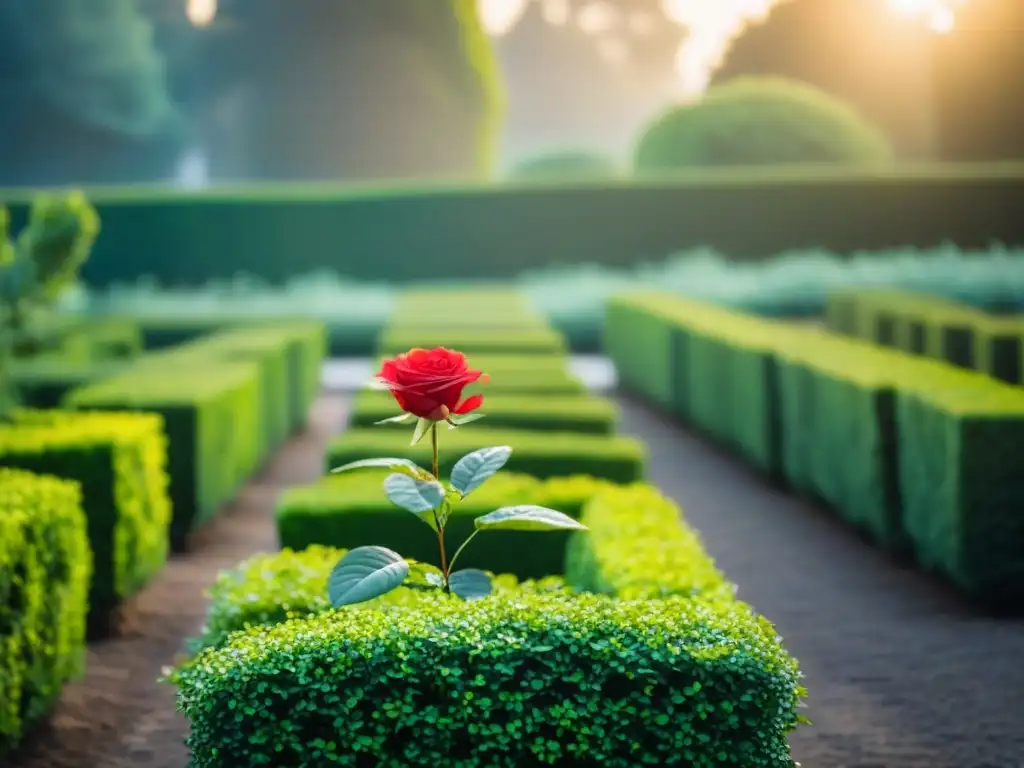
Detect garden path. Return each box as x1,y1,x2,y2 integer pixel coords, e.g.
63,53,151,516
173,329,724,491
0,395,349,768
617,396,1024,768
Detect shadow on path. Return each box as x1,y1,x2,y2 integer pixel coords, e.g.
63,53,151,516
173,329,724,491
617,396,1024,768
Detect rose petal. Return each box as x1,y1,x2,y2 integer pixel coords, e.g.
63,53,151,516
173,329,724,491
453,394,484,415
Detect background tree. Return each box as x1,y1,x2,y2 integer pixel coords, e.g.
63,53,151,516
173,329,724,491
495,0,687,165
0,0,182,186
709,0,935,159
187,0,502,182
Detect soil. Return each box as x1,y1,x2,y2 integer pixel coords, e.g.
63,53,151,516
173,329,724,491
4,391,1024,768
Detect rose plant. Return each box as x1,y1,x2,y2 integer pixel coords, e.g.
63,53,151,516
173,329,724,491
328,346,586,605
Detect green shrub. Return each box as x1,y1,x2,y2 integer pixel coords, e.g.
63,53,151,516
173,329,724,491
56,316,143,361
372,353,587,394
328,427,645,483
377,327,566,356
0,468,91,755
175,589,802,768
351,389,616,434
826,288,1024,385
0,411,169,635
277,472,607,578
566,484,734,602
897,384,1024,608
508,150,619,180
634,76,892,171
11,356,129,408
65,361,262,549
184,545,564,656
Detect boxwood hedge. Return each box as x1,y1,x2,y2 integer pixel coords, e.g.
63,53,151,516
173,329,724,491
0,410,170,635
175,482,804,767
0,469,91,754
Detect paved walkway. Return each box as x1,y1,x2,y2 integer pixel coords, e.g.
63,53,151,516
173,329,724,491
616,396,1024,768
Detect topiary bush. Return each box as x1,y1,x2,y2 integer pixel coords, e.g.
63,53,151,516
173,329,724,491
634,75,893,171
507,150,619,181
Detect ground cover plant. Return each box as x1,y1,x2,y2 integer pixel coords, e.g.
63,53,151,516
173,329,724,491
607,292,1024,609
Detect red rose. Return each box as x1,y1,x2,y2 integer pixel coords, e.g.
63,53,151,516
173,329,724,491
377,347,486,421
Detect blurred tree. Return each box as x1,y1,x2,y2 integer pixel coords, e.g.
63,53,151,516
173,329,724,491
495,0,687,162
928,0,1024,161
634,76,893,171
709,0,936,159
0,0,182,186
189,0,502,182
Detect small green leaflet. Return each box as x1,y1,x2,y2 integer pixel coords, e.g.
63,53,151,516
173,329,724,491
447,413,486,429
411,417,431,446
327,546,409,607
330,457,429,477
383,474,445,520
448,569,493,601
373,413,414,425
450,446,512,497
474,505,587,532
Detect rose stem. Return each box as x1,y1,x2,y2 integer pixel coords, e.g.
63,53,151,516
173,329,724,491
431,423,450,591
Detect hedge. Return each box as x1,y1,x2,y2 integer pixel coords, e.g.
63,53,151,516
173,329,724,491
328,427,645,483
377,326,567,356
0,411,170,635
8,165,1024,285
63,322,326,547
826,288,1024,384
350,390,616,434
276,472,606,578
65,360,263,549
607,293,1024,607
11,356,130,408
174,484,803,768
0,469,91,754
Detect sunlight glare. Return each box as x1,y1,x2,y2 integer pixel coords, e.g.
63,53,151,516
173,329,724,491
186,0,217,27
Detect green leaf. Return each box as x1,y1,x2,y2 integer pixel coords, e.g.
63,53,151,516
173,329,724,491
330,457,429,477
448,569,492,601
449,446,512,497
383,474,445,520
448,413,486,428
411,417,431,446
373,413,414,425
327,546,409,607
474,505,587,532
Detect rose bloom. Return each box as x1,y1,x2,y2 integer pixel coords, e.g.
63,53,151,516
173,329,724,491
377,347,487,421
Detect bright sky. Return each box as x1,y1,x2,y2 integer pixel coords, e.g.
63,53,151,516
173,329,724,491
476,0,966,95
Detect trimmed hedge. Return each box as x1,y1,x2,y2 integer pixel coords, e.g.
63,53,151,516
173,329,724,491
65,361,262,549
176,483,803,768
0,469,91,754
377,326,567,356
826,288,1024,384
350,389,616,434
64,322,326,547
328,427,646,483
0,411,170,634
373,353,587,394
277,472,605,577
608,293,1024,607
11,357,130,408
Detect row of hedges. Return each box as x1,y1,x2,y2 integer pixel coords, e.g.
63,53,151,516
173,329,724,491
170,291,806,766
6,164,1024,285
178,483,804,768
0,317,327,753
826,288,1024,384
607,293,1024,610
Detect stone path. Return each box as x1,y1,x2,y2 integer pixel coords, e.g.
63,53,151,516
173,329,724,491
617,397,1024,768
0,396,349,768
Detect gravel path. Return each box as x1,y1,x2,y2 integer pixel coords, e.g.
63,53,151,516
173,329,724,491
0,395,349,768
616,396,1024,768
